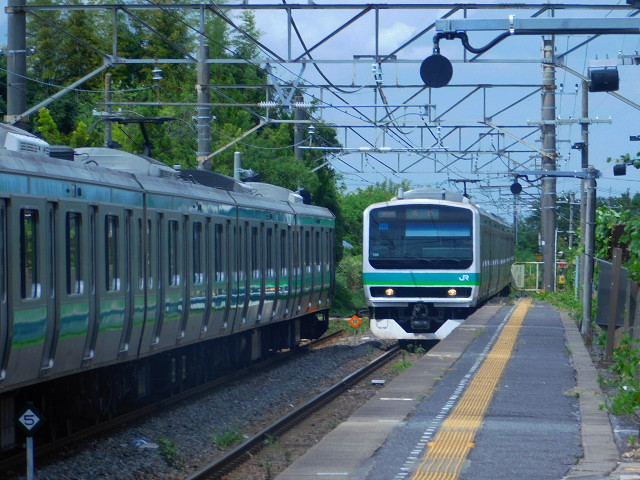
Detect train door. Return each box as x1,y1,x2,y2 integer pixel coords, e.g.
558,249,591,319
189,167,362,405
39,202,58,376
262,225,276,322
200,218,214,337
180,215,207,343
127,212,147,357
117,209,134,358
83,205,98,363
53,203,91,374
320,229,334,308
231,221,248,331
278,226,292,319
140,215,159,353
0,201,8,384
7,199,48,385
310,229,322,310
211,221,230,334
92,208,127,365
153,213,184,348
245,222,261,328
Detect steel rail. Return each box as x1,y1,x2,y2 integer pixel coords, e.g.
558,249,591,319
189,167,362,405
185,345,401,480
0,330,346,475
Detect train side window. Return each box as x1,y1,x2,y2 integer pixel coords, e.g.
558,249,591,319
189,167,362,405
325,231,331,272
315,230,321,272
214,223,224,282
135,218,143,290
266,227,274,278
145,219,154,289
304,230,311,274
20,209,40,299
168,220,180,286
293,230,300,275
66,213,83,295
251,226,260,279
106,215,120,291
280,229,288,277
193,221,203,285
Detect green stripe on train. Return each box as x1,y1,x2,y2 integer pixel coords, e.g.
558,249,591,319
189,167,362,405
363,272,479,286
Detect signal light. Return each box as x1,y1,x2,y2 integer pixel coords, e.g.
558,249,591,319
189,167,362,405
510,181,523,195
420,54,453,88
588,68,619,92
613,164,627,176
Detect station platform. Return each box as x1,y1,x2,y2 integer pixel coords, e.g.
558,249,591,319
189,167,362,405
276,298,640,480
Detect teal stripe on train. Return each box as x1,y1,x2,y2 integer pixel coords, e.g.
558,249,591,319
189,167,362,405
363,272,479,286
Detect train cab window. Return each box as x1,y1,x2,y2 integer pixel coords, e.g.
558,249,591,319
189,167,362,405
251,226,260,279
193,221,204,285
214,223,224,282
20,209,41,299
66,213,84,295
106,215,120,291
368,205,473,270
266,228,274,278
168,220,180,286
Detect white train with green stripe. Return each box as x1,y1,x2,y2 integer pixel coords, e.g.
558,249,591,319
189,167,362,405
363,188,514,341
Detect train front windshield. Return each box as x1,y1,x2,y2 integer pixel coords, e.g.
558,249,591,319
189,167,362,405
368,205,473,270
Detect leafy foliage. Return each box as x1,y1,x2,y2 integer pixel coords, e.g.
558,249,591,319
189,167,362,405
339,179,410,255
600,334,640,415
332,252,366,316
18,5,344,249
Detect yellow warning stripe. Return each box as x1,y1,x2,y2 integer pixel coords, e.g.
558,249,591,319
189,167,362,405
411,297,532,480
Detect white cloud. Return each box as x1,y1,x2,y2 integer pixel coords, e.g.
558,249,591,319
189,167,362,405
367,21,417,54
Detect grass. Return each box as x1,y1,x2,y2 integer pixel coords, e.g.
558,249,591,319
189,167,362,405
157,434,183,468
211,424,244,448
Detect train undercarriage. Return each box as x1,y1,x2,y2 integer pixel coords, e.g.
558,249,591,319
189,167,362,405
0,312,327,455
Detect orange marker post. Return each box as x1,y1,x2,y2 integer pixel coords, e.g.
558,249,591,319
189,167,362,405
349,314,361,328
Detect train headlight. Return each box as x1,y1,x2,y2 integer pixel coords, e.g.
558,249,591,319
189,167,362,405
385,288,395,296
447,288,457,297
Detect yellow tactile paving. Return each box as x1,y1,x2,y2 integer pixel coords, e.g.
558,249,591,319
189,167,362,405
411,298,532,480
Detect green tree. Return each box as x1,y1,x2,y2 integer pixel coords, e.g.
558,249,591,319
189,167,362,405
515,200,541,261
340,179,410,255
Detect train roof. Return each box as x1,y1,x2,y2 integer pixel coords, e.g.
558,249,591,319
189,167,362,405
0,124,329,216
393,188,470,203
74,147,179,179
369,187,511,228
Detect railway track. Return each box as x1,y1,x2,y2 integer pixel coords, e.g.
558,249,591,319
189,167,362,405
0,330,347,477
184,344,401,480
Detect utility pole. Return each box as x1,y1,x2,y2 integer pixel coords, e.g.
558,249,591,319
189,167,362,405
294,95,305,160
104,73,112,147
568,192,575,249
6,0,27,127
541,37,557,292
196,8,211,169
581,167,597,344
578,79,589,285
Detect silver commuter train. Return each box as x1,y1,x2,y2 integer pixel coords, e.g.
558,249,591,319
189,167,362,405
363,188,514,341
0,123,335,450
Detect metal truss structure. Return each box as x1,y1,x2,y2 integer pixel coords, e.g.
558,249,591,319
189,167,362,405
6,2,640,214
